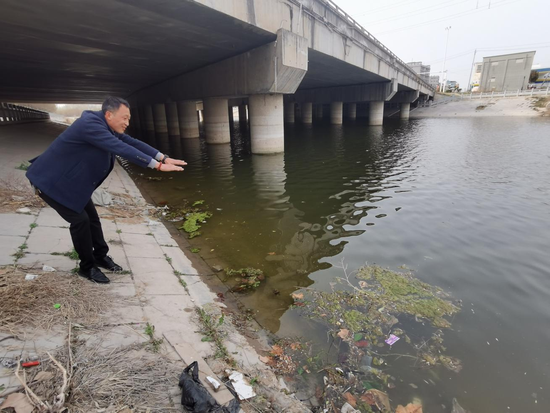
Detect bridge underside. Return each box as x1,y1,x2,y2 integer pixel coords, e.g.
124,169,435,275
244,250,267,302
1,0,432,152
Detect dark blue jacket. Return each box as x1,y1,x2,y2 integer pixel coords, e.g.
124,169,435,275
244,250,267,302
27,110,158,213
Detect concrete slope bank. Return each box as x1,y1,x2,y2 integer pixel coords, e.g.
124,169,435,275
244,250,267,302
0,122,310,412
411,96,549,118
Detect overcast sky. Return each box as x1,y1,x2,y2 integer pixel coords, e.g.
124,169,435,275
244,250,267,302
333,0,549,88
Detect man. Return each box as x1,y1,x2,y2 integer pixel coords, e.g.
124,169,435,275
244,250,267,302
26,97,186,283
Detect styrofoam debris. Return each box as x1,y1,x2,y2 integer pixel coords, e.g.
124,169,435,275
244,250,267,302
341,402,360,413
227,371,256,400
42,265,56,272
25,274,39,281
206,376,221,392
16,207,31,214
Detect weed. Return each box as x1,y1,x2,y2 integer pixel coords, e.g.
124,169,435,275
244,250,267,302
29,223,38,229
226,267,265,292
192,200,205,207
164,254,172,265
196,308,234,365
116,229,122,234
51,249,79,260
146,232,153,236
144,322,163,353
179,278,187,288
15,162,30,171
179,212,212,238
174,270,183,276
190,248,200,253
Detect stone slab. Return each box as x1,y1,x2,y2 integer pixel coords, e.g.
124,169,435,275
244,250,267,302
135,271,186,296
35,207,68,227
161,245,199,275
26,226,73,254
116,222,151,235
152,224,178,247
120,233,164,258
0,213,35,236
17,253,77,272
181,276,217,307
0,234,25,265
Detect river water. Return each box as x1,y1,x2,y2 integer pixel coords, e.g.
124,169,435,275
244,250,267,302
128,116,550,412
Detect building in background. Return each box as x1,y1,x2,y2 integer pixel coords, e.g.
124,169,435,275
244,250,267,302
407,61,431,83
429,75,440,89
530,67,550,88
479,51,536,92
469,62,483,90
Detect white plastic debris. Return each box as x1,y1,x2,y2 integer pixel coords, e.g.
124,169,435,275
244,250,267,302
205,376,221,392
42,265,56,272
25,274,39,281
227,371,256,400
16,207,31,214
91,188,113,206
341,402,360,413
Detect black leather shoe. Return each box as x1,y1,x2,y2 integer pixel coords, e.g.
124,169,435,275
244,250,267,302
95,255,123,272
78,267,110,284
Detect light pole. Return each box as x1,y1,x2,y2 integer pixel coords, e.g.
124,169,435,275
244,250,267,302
467,49,478,92
441,26,451,93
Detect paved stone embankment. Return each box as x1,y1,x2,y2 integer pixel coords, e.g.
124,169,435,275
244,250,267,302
411,95,549,118
0,122,310,412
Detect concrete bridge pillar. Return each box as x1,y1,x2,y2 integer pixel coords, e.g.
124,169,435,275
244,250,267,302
129,108,142,140
204,98,230,144
369,102,384,126
302,102,313,124
400,102,411,120
238,104,247,124
285,102,295,123
330,102,343,124
314,104,323,119
165,102,180,137
346,103,357,119
249,94,284,154
153,103,170,153
143,105,156,145
177,101,199,138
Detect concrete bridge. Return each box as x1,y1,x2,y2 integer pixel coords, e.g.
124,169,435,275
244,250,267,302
0,0,434,153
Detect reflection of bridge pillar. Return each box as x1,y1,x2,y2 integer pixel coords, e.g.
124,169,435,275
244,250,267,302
204,98,230,144
302,102,312,124
251,153,287,211
177,101,199,139
249,94,284,154
330,101,343,124
314,104,323,119
238,104,247,125
206,141,234,185
143,105,156,146
346,103,357,119
285,102,295,123
165,102,180,137
400,102,410,120
369,101,384,126
153,103,170,153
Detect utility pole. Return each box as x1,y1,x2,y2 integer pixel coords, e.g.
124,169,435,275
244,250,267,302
467,49,478,92
441,26,451,93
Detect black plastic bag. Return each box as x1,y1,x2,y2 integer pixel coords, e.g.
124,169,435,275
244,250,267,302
179,361,241,413
179,361,219,413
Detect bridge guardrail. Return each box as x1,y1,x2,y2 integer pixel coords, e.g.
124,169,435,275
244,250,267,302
317,0,435,93
0,102,50,125
458,88,550,99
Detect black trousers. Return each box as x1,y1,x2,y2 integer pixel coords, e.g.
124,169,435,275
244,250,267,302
39,192,109,271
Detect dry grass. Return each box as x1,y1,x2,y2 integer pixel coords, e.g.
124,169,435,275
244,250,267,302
0,266,115,334
0,176,45,213
30,342,182,412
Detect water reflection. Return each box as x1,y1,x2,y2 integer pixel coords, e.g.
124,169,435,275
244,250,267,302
129,117,550,412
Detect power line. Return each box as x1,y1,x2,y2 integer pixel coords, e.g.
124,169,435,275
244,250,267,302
355,0,425,17
365,0,472,26
374,0,521,35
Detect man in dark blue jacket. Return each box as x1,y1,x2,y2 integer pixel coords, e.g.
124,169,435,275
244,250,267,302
27,96,186,283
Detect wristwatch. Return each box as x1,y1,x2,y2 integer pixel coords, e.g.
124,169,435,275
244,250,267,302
162,154,169,163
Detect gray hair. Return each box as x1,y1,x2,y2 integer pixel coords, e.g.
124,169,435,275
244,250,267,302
102,96,130,114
